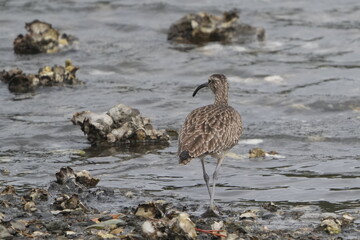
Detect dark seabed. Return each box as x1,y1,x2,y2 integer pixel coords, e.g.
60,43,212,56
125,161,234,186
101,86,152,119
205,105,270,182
0,0,359,232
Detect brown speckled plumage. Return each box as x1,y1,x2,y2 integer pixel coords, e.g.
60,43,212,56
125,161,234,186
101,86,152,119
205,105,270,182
178,74,242,164
178,74,242,210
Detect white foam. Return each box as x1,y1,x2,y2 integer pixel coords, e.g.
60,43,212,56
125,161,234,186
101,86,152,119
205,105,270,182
240,139,264,145
264,75,285,84
197,43,223,55
265,153,286,159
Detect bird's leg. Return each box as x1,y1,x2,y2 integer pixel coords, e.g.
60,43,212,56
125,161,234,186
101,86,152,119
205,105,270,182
200,157,212,199
210,157,225,210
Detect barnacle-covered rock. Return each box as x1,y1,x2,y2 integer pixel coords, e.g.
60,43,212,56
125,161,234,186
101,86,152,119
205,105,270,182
138,201,197,240
249,148,280,158
135,200,168,219
76,170,100,188
239,209,258,220
168,9,265,44
0,186,16,195
321,217,342,235
0,60,83,93
71,104,170,146
249,148,266,158
25,188,49,202
23,201,37,212
55,167,99,188
13,20,77,54
53,194,88,212
168,212,197,239
56,167,76,185
262,202,279,212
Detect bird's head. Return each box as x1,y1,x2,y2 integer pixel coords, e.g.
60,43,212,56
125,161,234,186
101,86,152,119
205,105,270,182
192,74,229,104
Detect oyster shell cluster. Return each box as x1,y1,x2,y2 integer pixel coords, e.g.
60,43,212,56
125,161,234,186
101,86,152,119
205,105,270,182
13,20,77,54
0,59,83,93
71,104,170,146
168,10,265,44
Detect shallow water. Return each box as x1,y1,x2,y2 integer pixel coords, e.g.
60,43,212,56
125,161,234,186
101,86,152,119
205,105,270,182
0,0,359,214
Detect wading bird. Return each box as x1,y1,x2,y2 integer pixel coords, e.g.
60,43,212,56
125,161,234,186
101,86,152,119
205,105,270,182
178,74,243,210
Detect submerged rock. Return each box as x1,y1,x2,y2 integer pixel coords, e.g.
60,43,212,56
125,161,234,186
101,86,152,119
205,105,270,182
0,59,83,93
13,20,77,54
249,147,266,158
249,148,280,158
168,9,265,44
72,104,170,146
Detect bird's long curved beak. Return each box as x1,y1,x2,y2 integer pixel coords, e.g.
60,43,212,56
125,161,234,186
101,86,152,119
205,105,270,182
192,82,208,97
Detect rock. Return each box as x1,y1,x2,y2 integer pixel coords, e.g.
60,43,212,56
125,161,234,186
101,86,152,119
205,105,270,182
249,148,266,158
341,213,355,225
168,9,265,44
140,208,197,240
53,194,88,212
96,231,117,239
85,219,126,230
26,188,49,202
211,220,224,231
32,231,48,237
262,202,279,212
76,170,100,188
135,200,167,219
165,129,179,140
65,231,78,238
0,185,16,195
142,220,156,236
125,191,134,199
239,210,257,220
0,224,12,239
45,220,70,233
10,220,26,231
13,20,77,54
226,233,241,240
0,168,10,176
23,201,37,212
169,212,197,239
321,217,342,234
110,227,124,235
55,167,100,188
0,60,83,93
56,167,77,184
72,104,170,146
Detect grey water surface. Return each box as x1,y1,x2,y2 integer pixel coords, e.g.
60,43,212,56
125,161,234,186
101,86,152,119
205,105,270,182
0,0,359,214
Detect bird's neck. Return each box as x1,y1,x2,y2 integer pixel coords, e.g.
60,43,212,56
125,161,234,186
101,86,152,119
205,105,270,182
214,92,229,105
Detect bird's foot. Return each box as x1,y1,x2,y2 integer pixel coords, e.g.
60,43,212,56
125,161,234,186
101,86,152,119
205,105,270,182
201,205,222,217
